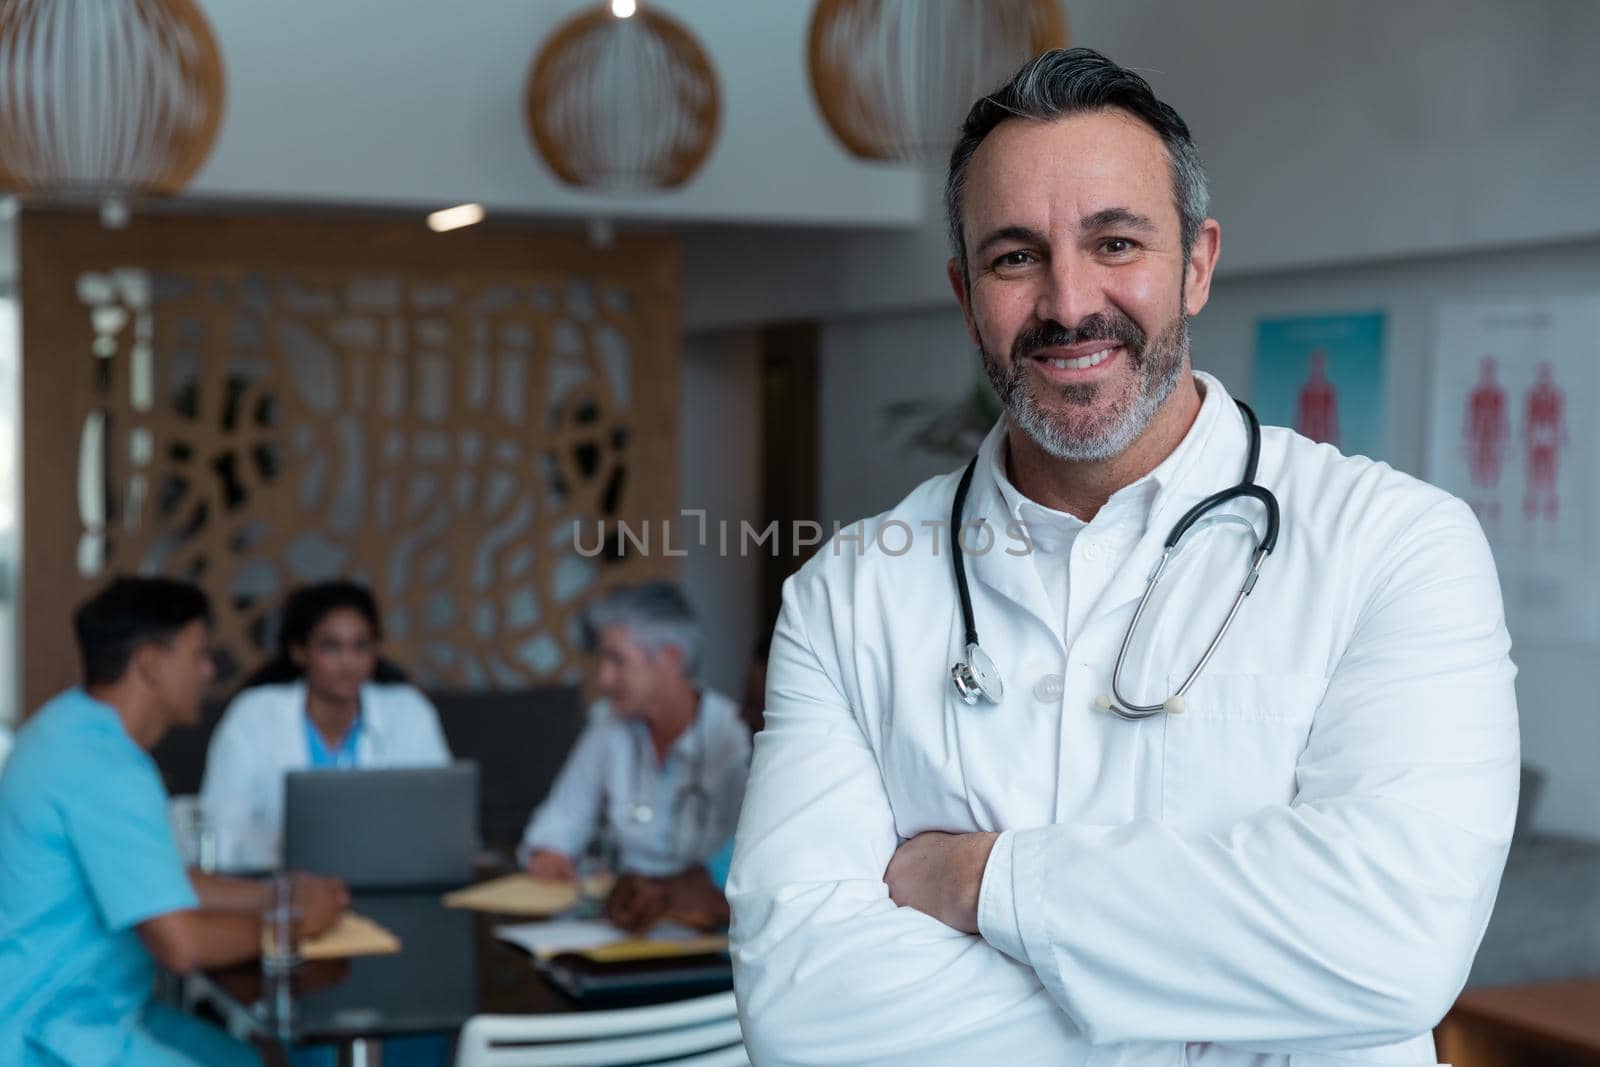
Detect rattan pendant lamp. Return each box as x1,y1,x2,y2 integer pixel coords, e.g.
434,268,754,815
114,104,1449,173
0,0,226,223
524,0,720,191
808,0,1067,165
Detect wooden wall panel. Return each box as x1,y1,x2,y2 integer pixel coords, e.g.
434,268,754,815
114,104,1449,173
19,211,679,712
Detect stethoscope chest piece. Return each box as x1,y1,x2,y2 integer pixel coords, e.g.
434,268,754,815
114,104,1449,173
629,801,655,825
951,642,1004,705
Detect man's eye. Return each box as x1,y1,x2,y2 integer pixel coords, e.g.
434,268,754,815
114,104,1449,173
1101,238,1137,255
992,251,1035,269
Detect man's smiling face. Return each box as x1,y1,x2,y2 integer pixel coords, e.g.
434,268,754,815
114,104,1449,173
951,108,1214,462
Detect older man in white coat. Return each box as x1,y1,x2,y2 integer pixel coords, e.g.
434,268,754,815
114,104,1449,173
728,49,1518,1067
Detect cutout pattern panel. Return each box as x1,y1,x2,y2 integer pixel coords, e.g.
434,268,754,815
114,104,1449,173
22,214,678,707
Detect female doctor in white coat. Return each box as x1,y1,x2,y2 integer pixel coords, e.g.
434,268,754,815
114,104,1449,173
200,581,450,870
727,49,1519,1067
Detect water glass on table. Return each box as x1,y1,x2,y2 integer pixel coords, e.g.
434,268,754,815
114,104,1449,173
575,833,618,919
262,872,303,974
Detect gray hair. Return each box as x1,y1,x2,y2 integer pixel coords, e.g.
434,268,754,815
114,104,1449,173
945,48,1210,286
583,580,701,677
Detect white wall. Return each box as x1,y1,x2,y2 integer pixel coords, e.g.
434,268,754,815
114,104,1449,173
816,238,1600,839
818,306,973,536
678,329,762,699
190,0,922,227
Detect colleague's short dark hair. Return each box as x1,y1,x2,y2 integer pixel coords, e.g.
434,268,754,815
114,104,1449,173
945,47,1210,284
73,576,212,686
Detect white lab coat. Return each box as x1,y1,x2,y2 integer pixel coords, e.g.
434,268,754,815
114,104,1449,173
518,690,751,876
199,680,451,870
728,372,1519,1067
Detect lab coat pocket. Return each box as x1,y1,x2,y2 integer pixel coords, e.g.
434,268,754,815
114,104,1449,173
1161,671,1326,833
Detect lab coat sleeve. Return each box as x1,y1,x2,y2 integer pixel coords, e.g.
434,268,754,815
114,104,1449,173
979,496,1520,1049
198,698,277,872
516,718,609,865
728,573,1075,1067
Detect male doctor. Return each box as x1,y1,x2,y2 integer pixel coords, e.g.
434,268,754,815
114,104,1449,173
728,48,1519,1067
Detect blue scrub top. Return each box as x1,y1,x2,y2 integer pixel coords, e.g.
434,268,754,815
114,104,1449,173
303,711,362,770
707,836,735,890
0,690,201,1067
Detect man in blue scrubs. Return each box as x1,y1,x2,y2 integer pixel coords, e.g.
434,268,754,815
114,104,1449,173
0,577,348,1067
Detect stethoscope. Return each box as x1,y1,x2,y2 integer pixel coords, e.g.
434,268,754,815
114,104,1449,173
949,399,1280,720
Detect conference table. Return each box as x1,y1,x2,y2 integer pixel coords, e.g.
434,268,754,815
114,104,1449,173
188,887,733,1067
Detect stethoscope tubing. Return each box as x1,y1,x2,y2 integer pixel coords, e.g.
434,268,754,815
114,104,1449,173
950,399,1278,718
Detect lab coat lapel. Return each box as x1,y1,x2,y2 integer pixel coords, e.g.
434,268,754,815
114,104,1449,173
1085,372,1250,622
964,420,1068,650
353,683,384,765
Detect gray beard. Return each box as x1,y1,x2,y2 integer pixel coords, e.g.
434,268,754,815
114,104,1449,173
982,312,1190,463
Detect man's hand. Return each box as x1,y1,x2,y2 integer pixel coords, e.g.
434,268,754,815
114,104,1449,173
662,867,730,932
883,831,998,934
526,849,577,882
293,872,350,939
606,874,671,933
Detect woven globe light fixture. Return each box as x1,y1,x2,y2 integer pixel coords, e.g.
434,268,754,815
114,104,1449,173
525,1,720,191
0,0,226,203
808,0,1067,165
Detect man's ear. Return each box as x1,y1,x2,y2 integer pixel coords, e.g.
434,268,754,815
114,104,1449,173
1182,219,1222,317
947,257,981,348
290,644,307,669
659,644,687,677
128,641,162,685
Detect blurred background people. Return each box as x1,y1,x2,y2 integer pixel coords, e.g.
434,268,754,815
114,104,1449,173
201,580,451,871
519,581,749,884
603,624,773,932
0,577,346,1067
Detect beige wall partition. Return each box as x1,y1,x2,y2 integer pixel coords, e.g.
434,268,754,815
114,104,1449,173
19,211,679,712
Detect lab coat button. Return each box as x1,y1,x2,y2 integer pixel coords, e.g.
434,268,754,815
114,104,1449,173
1034,674,1065,701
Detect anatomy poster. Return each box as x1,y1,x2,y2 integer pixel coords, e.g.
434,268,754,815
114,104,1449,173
1426,294,1600,645
1253,312,1386,459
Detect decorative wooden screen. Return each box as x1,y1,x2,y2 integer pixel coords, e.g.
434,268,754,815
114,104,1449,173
19,212,679,711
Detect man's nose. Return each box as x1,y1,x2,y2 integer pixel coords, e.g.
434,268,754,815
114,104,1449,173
1033,253,1100,330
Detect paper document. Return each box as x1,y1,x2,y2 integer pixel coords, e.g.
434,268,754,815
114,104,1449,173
283,912,401,961
444,874,578,916
495,918,728,962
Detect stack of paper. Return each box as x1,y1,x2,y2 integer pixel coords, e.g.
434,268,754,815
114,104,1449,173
495,918,728,962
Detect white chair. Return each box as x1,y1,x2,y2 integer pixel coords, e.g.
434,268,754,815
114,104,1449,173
454,990,748,1067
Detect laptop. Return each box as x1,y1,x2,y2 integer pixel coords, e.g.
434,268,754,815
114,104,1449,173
283,762,479,889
